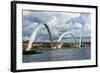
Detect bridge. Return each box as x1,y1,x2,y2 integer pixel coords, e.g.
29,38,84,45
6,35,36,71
22,40,90,50
23,41,63,49
24,23,90,51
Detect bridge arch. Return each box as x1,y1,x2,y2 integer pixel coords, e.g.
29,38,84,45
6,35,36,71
56,32,78,48
26,23,52,51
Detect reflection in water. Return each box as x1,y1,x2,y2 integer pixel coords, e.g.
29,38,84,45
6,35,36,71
23,48,91,63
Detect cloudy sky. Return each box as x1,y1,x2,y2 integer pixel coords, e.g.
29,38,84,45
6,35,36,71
22,10,91,41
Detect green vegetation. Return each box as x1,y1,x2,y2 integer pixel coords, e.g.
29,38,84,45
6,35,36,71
23,50,42,55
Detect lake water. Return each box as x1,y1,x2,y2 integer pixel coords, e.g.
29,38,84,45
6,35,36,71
23,48,91,63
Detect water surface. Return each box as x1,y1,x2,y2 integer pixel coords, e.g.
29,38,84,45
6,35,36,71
23,48,91,63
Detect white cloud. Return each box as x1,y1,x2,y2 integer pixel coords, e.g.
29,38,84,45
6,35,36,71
83,23,91,31
74,23,83,29
23,36,30,40
63,12,80,20
23,10,91,41
23,22,38,31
